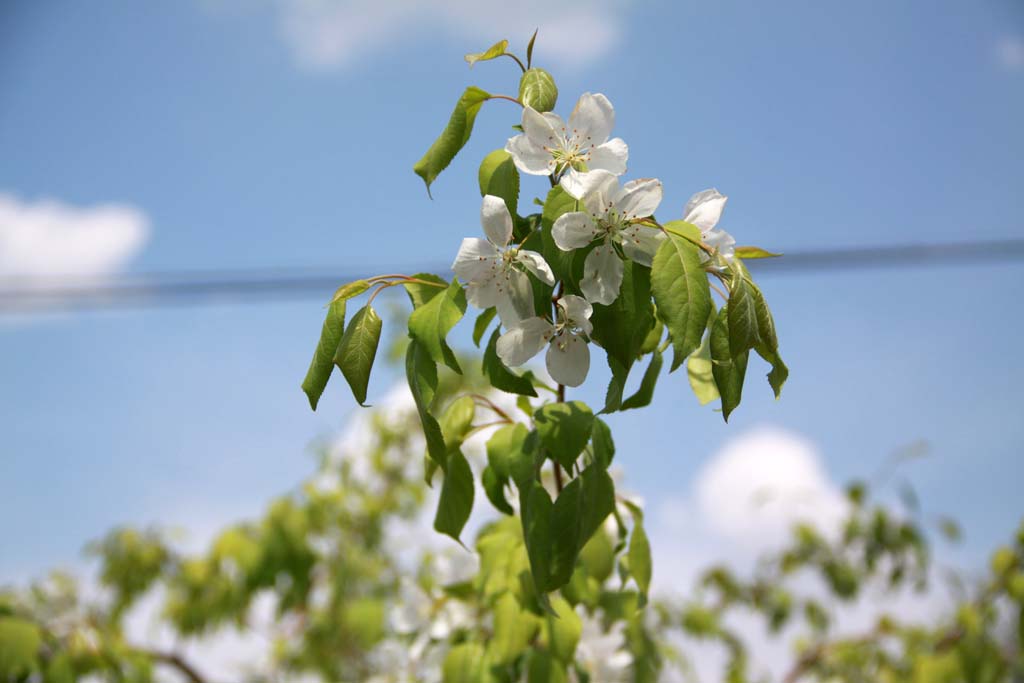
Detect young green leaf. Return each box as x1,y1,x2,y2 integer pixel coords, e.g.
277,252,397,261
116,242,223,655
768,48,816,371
483,328,538,396
333,305,382,406
434,450,474,544
651,232,712,371
518,68,558,112
540,185,582,284
438,395,475,451
413,86,492,195
521,482,554,595
491,593,538,665
464,39,508,67
548,464,615,589
543,596,582,662
734,245,783,259
478,149,520,218
408,279,466,374
405,339,448,468
527,650,568,683
403,272,448,309
441,642,486,683
590,260,655,372
472,307,497,347
591,417,615,469
534,400,594,470
727,271,760,358
687,331,719,406
710,305,749,422
621,349,663,411
629,513,652,599
301,298,346,411
486,423,529,481
602,355,629,414
526,29,538,68
329,279,370,303
482,465,514,515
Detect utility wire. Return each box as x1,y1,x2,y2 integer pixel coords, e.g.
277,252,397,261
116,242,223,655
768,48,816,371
1,239,1022,316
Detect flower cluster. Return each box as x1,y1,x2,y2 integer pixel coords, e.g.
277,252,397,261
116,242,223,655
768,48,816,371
452,93,737,387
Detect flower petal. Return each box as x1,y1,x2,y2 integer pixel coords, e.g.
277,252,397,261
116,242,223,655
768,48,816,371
481,195,513,246
580,244,624,305
581,170,621,215
705,228,736,260
620,224,666,267
452,237,500,283
560,167,620,200
496,316,554,367
682,189,727,232
465,276,501,309
552,212,598,251
587,138,628,176
557,294,593,332
614,178,663,219
494,268,535,327
568,92,615,145
546,330,590,387
516,249,555,286
506,134,555,176
522,106,562,148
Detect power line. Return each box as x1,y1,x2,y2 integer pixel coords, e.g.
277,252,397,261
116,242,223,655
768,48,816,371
1,239,1022,316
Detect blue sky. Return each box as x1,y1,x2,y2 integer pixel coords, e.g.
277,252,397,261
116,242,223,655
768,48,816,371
1,0,1023,582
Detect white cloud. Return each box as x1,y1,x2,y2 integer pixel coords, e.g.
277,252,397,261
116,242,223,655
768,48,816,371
995,36,1024,71
0,193,149,280
269,0,625,71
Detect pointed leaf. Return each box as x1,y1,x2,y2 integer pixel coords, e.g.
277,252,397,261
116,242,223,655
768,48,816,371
629,514,652,598
333,305,382,406
482,465,514,515
472,307,497,347
734,246,783,259
301,298,345,410
521,482,554,594
526,29,538,68
534,400,594,470
464,39,508,67
404,272,448,309
406,339,448,468
409,278,466,374
414,86,492,195
591,418,615,469
727,272,760,357
434,449,474,543
710,305,749,422
439,395,476,450
442,642,486,683
590,260,655,371
621,349,663,411
652,232,712,371
330,278,370,303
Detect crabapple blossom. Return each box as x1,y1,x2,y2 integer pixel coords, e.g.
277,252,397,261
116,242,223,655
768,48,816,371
496,295,593,387
683,188,736,262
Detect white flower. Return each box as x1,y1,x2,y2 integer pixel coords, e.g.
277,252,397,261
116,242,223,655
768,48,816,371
571,609,634,683
683,188,735,261
505,92,629,199
496,295,592,387
452,195,555,326
551,171,664,305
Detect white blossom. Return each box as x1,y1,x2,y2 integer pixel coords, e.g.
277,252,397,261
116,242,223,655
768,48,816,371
505,92,629,199
452,195,555,325
682,188,735,262
551,171,664,305
496,295,592,387
571,609,634,683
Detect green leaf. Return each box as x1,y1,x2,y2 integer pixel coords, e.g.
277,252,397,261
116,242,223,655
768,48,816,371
526,29,538,68
727,271,760,358
464,39,508,67
434,450,474,544
590,260,655,371
330,278,370,303
487,423,529,481
442,642,486,683
621,349,663,411
651,231,712,371
406,339,448,468
662,219,703,244
734,246,782,259
408,278,467,374
483,328,538,396
534,401,594,470
472,307,497,347
591,417,615,469
544,596,582,662
602,355,629,414
521,482,554,595
404,272,448,309
518,67,558,112
491,593,538,665
301,298,346,411
540,185,582,284
479,149,520,218
548,464,616,589
527,650,568,683
414,86,492,195
482,465,514,515
439,395,475,450
687,306,719,406
0,617,40,678
640,316,664,355
710,305,749,422
333,305,382,406
629,514,652,598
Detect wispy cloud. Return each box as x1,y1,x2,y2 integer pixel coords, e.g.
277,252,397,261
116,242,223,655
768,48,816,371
266,0,627,71
995,36,1024,72
0,193,149,280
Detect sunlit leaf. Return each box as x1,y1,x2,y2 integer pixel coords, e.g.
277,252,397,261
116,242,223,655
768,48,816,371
414,86,492,195
652,232,712,371
434,450,474,544
518,68,557,112
301,298,346,411
333,305,382,406
464,39,508,67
